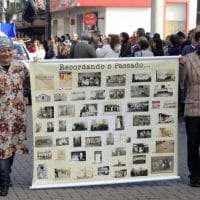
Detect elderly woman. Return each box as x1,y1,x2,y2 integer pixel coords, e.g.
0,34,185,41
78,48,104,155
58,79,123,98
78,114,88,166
180,30,200,187
0,37,28,196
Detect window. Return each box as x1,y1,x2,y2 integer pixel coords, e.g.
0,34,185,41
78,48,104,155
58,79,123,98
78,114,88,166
197,0,200,25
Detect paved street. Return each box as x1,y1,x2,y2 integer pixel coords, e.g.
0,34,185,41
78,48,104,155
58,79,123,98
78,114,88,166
3,106,200,200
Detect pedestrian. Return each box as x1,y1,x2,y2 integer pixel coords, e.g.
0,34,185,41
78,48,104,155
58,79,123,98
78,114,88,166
119,32,132,57
0,37,28,196
179,30,200,187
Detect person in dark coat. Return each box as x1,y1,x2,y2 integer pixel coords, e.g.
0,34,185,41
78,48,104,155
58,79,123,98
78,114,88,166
119,32,132,57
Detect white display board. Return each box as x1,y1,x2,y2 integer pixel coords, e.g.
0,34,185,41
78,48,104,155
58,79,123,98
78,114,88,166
30,57,179,189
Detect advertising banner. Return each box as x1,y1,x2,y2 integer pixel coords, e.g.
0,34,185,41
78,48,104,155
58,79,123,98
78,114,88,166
30,57,179,189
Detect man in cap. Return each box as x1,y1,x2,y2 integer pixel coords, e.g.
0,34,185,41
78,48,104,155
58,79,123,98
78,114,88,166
0,37,28,196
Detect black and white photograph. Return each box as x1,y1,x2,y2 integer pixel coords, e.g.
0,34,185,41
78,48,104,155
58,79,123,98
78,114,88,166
54,93,67,101
158,113,174,123
55,168,71,179
132,73,151,82
106,132,114,145
72,121,88,131
54,150,66,160
59,120,67,132
46,121,54,132
130,167,148,177
152,101,160,109
133,155,146,164
109,89,125,99
35,136,53,148
131,85,150,98
35,122,42,133
71,91,86,101
159,127,173,137
37,150,52,160
98,166,109,176
151,156,174,174
91,119,109,131
106,74,126,87
137,129,151,138
73,137,82,147
132,143,149,154
85,136,102,147
59,71,72,89
90,90,105,100
56,137,69,146
114,169,127,178
163,100,176,108
112,147,126,156
80,104,98,117
113,160,126,167
154,84,173,97
35,93,51,103
104,104,120,112
156,69,175,82
58,105,75,117
156,140,174,153
37,106,54,119
127,101,149,112
115,115,124,130
126,137,131,143
133,115,150,126
94,151,102,163
78,72,101,87
71,151,86,161
76,168,94,179
37,164,48,179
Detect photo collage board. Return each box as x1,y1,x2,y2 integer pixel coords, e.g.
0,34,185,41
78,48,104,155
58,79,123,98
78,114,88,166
30,58,179,188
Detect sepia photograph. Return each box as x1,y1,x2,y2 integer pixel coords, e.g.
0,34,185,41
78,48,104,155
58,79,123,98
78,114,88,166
59,71,72,89
114,169,127,178
130,167,148,177
72,121,88,131
156,140,174,153
85,136,102,147
71,91,86,101
156,69,175,82
35,122,42,133
73,136,82,147
151,156,174,174
54,150,66,160
58,105,75,117
112,147,126,156
58,120,67,132
37,150,52,160
76,168,94,179
90,90,105,100
133,115,150,126
106,132,114,145
159,127,173,137
132,72,151,82
159,113,174,124
37,164,48,179
37,106,54,119
131,85,150,98
154,84,173,97
152,101,160,109
106,74,126,87
94,151,102,163
127,101,149,112
35,74,54,90
104,104,120,112
98,166,110,176
132,143,149,154
133,155,146,164
78,72,101,87
80,104,98,117
91,119,109,131
54,93,67,101
56,137,69,146
109,89,125,99
55,168,71,179
71,151,86,161
163,100,176,108
46,121,54,132
35,93,51,103
115,115,124,130
137,129,151,138
35,136,53,148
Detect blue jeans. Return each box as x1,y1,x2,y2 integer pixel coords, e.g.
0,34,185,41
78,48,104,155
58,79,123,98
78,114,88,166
0,156,14,186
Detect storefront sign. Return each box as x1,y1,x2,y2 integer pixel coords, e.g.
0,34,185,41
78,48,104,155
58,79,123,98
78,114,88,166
83,13,97,26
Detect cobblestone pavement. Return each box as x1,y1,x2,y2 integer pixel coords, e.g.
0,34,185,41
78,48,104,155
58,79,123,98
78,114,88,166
3,106,200,200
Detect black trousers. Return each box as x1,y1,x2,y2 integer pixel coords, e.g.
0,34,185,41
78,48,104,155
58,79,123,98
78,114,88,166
185,117,200,177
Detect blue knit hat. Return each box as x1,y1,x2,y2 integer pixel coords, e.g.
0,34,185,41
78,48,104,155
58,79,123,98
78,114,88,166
0,37,14,49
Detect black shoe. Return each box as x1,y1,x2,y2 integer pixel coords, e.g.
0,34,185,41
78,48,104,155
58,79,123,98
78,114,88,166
189,177,200,187
0,185,9,196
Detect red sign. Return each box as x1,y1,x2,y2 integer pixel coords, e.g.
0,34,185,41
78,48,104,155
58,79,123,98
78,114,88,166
83,13,97,26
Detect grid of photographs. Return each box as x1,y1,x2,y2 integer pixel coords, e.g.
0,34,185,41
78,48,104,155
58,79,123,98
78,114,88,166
32,61,178,186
